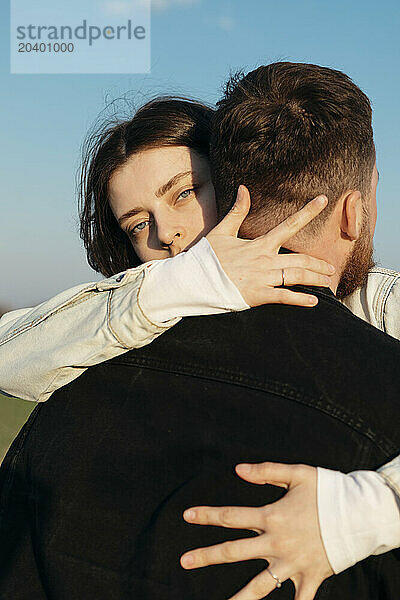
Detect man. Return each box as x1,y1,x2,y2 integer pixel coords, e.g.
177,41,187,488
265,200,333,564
0,63,399,599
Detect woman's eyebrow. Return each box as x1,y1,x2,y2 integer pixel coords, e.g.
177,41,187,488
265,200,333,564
155,170,196,198
117,207,144,227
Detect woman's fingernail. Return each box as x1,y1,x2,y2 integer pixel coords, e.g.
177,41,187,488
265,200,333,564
184,510,196,521
237,463,252,473
309,296,318,305
328,264,335,273
316,196,327,206
181,554,194,568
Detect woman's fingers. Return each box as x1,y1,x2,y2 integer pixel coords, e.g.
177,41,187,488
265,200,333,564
180,535,269,570
242,267,333,308
183,505,265,531
205,191,334,309
210,185,252,237
228,570,320,600
228,567,285,600
235,462,309,487
265,268,331,289
260,195,328,250
209,190,328,244
253,288,319,308
180,463,329,600
273,253,335,276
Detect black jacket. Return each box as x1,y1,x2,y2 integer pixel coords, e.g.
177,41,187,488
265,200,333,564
1,286,399,599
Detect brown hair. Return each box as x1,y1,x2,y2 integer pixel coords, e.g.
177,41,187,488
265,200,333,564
79,97,213,277
210,62,376,238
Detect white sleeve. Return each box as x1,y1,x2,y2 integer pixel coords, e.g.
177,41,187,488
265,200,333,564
0,262,177,403
317,467,400,574
377,455,400,497
140,237,248,323
0,238,248,403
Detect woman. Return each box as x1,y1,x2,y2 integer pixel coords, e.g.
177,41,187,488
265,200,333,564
0,97,399,599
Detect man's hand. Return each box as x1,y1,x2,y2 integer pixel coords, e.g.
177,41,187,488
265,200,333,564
206,186,335,308
180,462,333,600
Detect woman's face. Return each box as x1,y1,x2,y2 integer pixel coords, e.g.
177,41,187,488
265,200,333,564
108,146,218,263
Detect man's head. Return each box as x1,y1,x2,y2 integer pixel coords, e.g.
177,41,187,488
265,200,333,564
210,62,377,298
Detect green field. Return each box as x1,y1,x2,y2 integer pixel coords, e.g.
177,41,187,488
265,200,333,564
0,394,35,462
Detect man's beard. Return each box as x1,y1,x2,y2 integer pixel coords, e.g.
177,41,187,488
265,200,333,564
336,218,375,300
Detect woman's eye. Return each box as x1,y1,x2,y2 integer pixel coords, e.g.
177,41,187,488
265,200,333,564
177,188,194,201
129,220,149,236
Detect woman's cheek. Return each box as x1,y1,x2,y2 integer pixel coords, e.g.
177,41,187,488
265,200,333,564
187,204,215,237
130,231,156,263
197,190,218,230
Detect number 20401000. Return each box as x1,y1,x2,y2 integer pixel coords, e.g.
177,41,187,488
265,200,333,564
18,43,74,53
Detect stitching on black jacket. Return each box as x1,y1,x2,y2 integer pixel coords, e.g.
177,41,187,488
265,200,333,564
108,356,397,458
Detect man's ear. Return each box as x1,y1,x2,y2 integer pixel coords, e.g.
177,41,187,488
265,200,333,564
340,190,363,241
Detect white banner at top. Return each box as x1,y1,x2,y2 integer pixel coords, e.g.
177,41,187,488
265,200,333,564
10,0,151,74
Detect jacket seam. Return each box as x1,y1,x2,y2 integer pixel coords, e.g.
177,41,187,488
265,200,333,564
136,268,177,330
0,293,96,347
0,270,148,346
39,365,73,403
106,290,131,349
379,274,400,334
109,356,398,457
106,272,172,350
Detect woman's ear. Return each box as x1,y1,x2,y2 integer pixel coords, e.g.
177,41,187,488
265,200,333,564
340,190,363,241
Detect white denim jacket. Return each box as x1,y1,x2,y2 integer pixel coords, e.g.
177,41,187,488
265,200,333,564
0,238,399,574
0,239,245,403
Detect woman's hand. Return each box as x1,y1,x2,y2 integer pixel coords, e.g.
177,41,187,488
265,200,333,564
180,462,334,600
206,186,335,308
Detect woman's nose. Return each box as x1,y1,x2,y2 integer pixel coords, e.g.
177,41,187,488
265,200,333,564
156,218,185,251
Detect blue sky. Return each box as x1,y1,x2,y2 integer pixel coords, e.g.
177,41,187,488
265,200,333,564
1,0,399,307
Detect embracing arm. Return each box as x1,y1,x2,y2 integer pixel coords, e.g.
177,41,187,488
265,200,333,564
0,239,245,403
0,261,178,403
0,192,332,404
181,461,400,600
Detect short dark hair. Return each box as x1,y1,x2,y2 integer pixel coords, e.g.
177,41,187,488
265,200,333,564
210,62,376,237
79,97,213,277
